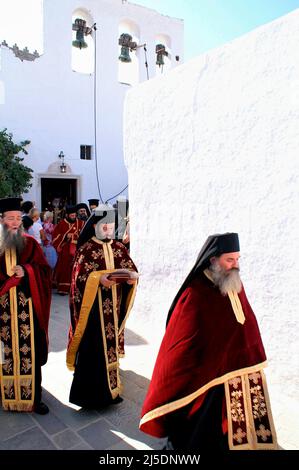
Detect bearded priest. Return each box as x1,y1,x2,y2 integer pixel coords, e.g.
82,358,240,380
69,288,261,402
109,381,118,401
140,232,277,451
0,197,52,414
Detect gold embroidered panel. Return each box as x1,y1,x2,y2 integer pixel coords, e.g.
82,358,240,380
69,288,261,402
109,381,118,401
225,371,277,450
0,288,35,411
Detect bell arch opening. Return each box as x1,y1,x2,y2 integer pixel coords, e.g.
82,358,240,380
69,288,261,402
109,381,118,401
118,19,140,86
71,8,94,74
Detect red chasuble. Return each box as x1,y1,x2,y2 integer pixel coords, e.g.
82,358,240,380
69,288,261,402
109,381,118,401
140,272,277,450
0,235,52,411
52,218,84,293
66,237,138,405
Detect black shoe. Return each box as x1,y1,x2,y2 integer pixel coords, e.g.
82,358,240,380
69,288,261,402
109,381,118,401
34,402,49,415
111,396,123,405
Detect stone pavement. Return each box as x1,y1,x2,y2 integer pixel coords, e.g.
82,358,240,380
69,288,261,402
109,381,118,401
0,292,298,451
0,292,165,451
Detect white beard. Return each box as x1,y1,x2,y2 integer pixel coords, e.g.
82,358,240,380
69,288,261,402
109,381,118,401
209,261,242,295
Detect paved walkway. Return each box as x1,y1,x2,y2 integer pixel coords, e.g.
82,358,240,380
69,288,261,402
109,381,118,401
0,292,164,451
0,292,298,452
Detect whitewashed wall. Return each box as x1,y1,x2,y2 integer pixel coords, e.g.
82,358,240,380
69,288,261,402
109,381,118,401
124,10,299,448
0,0,183,206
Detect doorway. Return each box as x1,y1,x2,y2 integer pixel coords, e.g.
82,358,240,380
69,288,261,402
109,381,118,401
41,178,77,211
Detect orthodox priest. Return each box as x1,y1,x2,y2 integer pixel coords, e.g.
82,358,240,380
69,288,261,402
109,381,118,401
67,205,138,409
52,205,84,294
88,198,99,212
0,197,52,414
76,202,90,222
140,233,277,451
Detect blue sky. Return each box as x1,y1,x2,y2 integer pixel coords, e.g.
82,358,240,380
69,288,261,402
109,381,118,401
132,0,299,59
0,0,299,60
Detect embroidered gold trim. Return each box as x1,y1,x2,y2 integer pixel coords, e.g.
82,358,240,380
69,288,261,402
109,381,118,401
10,285,20,401
225,375,253,450
225,370,277,450
98,288,121,399
28,298,35,407
227,290,245,324
139,361,268,427
258,370,277,448
66,270,106,370
5,248,17,277
0,249,35,411
100,242,122,398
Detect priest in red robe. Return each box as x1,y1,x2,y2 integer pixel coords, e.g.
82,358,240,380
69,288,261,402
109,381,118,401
0,197,52,414
52,205,84,294
76,202,90,222
67,205,138,409
140,233,277,451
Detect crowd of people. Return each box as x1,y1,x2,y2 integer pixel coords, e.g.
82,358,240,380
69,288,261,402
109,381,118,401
0,195,278,451
19,198,130,293
0,196,132,414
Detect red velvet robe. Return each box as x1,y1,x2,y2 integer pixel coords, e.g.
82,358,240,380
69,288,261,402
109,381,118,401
140,272,267,439
52,218,84,293
0,235,52,411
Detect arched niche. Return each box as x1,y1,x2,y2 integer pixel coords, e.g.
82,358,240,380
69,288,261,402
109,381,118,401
118,19,140,86
47,161,73,174
71,8,94,74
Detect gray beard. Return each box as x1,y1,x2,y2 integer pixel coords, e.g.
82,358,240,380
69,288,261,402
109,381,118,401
209,262,242,295
66,216,76,223
0,224,25,256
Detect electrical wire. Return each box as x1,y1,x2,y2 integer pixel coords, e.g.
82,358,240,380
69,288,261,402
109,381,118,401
105,184,128,203
93,23,129,204
93,24,104,203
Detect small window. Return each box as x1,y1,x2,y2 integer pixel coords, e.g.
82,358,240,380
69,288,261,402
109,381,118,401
80,145,92,160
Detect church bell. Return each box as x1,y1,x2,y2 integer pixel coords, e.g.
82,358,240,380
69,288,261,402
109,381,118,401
118,33,136,62
156,44,168,67
72,18,88,49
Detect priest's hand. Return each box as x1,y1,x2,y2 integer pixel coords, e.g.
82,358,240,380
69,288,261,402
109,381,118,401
100,274,116,288
12,265,25,278
127,271,139,285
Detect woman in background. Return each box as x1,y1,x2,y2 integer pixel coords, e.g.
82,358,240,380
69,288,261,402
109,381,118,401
42,211,57,269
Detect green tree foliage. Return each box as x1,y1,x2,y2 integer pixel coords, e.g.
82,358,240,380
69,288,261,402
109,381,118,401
0,128,33,198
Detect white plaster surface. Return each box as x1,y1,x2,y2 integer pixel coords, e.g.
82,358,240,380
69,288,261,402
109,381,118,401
124,9,299,449
0,0,183,205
